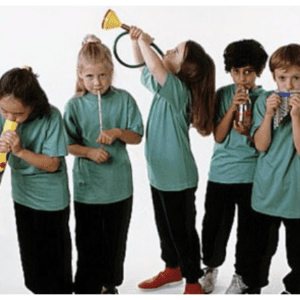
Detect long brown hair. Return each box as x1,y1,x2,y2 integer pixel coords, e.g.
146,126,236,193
177,41,215,136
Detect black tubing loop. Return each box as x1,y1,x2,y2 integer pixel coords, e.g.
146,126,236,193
113,31,164,68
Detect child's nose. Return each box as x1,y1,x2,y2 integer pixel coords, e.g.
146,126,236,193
94,77,101,85
7,114,16,122
285,79,293,91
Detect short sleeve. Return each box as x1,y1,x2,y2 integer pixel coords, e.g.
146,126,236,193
63,101,83,145
214,88,227,125
141,66,190,112
250,92,270,137
141,66,161,94
126,94,144,136
42,108,68,157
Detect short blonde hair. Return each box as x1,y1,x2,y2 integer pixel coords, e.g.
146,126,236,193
269,44,300,73
76,34,114,97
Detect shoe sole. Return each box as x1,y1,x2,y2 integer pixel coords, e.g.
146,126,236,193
138,279,183,291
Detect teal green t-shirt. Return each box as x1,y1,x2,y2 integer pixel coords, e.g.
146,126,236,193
208,84,265,184
141,67,198,191
250,91,300,219
0,107,70,211
63,88,144,204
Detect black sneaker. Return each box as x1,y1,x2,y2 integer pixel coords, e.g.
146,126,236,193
101,286,119,294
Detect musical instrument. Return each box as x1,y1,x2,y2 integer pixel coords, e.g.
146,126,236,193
102,9,164,68
0,120,18,173
274,91,298,129
235,87,252,129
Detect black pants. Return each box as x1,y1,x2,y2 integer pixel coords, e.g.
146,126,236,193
151,186,203,283
201,181,259,287
14,203,72,294
250,211,300,293
74,197,133,294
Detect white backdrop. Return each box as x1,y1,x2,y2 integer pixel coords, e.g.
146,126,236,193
0,3,299,295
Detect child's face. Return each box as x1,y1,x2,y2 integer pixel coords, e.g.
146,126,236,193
163,42,186,74
230,66,257,90
0,95,33,123
79,62,112,96
273,66,300,91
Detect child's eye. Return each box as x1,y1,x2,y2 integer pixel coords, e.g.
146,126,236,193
278,76,285,81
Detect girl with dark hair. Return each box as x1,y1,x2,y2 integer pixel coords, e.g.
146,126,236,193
130,27,215,294
0,67,72,294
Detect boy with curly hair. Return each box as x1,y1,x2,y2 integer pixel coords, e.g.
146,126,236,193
200,39,268,294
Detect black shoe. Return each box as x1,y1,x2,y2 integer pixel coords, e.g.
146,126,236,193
281,291,290,294
101,286,119,294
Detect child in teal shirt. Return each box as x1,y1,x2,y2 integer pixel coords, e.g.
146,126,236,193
200,40,268,294
63,34,143,294
130,26,215,294
0,67,72,294
250,44,300,294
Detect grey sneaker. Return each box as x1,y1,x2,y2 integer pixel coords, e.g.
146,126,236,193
225,274,248,294
199,267,218,294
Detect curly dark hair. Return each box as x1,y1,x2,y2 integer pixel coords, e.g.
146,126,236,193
224,39,268,76
0,67,51,118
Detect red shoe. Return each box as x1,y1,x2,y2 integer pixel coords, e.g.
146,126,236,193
138,267,183,290
184,283,204,294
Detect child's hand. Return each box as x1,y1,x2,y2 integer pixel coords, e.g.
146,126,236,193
289,93,300,118
233,120,250,136
265,93,281,117
96,129,121,145
87,147,110,164
1,131,23,156
138,32,154,46
229,86,249,112
0,133,11,153
129,26,143,41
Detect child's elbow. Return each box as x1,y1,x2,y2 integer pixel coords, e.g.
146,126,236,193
132,134,142,145
46,158,61,173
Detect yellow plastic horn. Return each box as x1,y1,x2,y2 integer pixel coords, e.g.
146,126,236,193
102,9,131,31
0,120,18,172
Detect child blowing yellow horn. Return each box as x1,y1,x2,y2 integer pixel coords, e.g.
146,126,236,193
0,119,18,172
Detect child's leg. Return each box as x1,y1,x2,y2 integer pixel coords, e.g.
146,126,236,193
14,203,72,294
151,186,180,268
235,184,256,278
74,202,105,294
153,186,202,283
244,211,281,289
283,218,300,294
101,196,133,288
201,181,236,268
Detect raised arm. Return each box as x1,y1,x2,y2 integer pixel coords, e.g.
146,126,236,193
254,93,281,152
137,31,168,87
214,86,248,143
2,131,60,172
130,26,145,68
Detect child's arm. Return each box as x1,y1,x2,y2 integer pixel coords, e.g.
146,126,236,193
214,87,248,143
96,129,142,145
137,31,168,87
289,93,300,156
254,93,281,152
130,26,145,67
2,131,60,172
67,144,110,164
